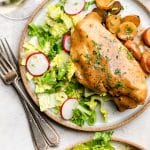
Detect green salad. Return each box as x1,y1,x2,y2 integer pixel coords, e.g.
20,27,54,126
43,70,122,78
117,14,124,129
21,0,112,127
70,131,115,150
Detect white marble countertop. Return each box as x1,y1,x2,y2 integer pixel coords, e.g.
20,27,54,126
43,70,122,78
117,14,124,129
0,0,150,150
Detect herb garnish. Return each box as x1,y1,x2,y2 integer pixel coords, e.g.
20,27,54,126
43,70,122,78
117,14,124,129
121,5,124,10
126,26,133,34
92,41,102,50
105,56,110,62
110,22,114,26
116,55,119,59
92,42,102,65
93,50,102,64
73,59,79,63
127,51,134,60
84,0,95,11
114,68,121,75
84,54,92,64
114,81,125,88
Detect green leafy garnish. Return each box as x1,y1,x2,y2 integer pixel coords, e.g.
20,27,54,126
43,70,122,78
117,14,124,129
65,78,84,99
114,68,121,75
71,105,96,127
127,51,134,60
114,81,125,88
72,131,115,150
84,0,95,11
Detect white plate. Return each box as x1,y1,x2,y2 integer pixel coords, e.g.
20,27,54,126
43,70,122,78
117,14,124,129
19,0,150,131
68,137,145,150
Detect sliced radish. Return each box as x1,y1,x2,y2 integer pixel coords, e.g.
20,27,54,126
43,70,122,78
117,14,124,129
26,52,50,76
60,99,79,120
62,34,71,53
64,0,85,16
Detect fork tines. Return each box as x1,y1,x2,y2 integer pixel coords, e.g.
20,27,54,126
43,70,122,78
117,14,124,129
0,38,18,70
0,53,14,70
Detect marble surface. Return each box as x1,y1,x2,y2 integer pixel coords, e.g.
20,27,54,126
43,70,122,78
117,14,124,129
0,0,150,150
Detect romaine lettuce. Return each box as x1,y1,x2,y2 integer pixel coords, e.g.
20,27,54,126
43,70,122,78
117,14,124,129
71,105,96,127
60,13,73,29
48,5,63,20
51,51,70,68
66,60,76,81
55,92,68,106
65,78,84,99
35,84,52,94
38,93,56,111
47,4,73,38
50,23,68,38
37,91,67,112
90,95,109,122
72,132,115,150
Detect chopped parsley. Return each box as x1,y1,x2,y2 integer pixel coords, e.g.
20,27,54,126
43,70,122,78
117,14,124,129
105,56,110,62
121,5,124,10
114,81,125,88
84,0,95,10
127,51,134,60
92,41,102,50
126,26,133,34
93,50,102,63
93,43,102,66
114,68,121,75
73,59,79,63
84,54,92,64
94,64,105,71
106,71,111,81
110,22,114,26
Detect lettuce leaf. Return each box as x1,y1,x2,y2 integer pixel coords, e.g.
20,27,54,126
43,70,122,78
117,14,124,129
38,93,56,111
71,105,96,127
87,132,115,150
90,95,109,122
84,0,96,11
51,51,70,68
65,78,84,99
72,132,115,150
48,5,63,20
47,4,73,38
72,144,90,150
37,92,67,112
33,52,76,95
66,60,76,81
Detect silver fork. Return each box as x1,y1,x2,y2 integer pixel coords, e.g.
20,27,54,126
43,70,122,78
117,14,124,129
0,39,60,149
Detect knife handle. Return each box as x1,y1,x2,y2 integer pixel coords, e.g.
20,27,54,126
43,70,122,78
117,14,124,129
22,100,48,150
12,79,60,149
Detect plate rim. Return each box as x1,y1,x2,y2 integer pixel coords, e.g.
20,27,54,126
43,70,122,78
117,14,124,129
19,0,150,131
66,137,145,150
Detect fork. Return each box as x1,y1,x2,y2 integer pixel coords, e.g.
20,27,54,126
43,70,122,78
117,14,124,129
0,39,60,149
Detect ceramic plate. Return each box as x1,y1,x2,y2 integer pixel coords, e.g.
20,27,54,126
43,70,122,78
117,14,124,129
67,137,145,150
19,0,150,131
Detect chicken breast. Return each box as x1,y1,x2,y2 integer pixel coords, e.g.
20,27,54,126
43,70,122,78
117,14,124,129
70,12,147,111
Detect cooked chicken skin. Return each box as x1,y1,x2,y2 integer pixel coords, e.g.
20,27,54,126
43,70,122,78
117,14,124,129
70,12,147,111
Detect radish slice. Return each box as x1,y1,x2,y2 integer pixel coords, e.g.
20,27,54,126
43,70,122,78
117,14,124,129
60,99,79,120
26,52,49,76
62,34,71,53
64,0,85,16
